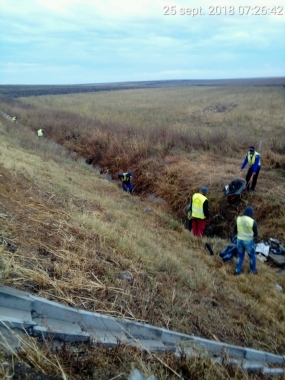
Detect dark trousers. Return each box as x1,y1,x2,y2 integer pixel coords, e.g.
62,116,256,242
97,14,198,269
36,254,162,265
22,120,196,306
122,181,133,193
246,167,260,190
186,218,192,231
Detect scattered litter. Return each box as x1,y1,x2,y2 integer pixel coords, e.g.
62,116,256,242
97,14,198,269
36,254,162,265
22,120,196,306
144,208,152,213
0,214,7,218
269,238,285,255
205,243,214,255
255,242,270,257
276,269,284,274
256,253,267,262
219,236,238,262
267,238,285,267
275,284,283,291
221,237,285,268
128,369,144,380
119,273,132,281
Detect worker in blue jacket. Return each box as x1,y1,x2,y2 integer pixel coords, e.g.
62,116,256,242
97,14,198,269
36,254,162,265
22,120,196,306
118,172,133,194
240,146,261,192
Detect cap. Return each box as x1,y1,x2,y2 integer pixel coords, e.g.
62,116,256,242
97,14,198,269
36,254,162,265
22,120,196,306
249,146,255,152
200,186,208,194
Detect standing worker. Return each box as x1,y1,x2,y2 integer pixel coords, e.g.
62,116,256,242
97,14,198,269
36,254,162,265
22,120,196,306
234,206,258,275
240,146,261,192
118,172,133,194
190,186,209,237
37,129,44,138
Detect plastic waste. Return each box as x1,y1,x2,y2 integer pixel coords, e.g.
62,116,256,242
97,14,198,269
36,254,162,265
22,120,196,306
275,284,283,291
205,243,214,255
119,273,132,281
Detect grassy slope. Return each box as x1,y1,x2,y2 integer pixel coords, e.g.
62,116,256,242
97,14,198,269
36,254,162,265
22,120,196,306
0,86,285,379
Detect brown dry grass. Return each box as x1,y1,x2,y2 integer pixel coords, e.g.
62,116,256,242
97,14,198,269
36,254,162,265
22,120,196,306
1,326,267,380
1,86,285,240
0,86,285,379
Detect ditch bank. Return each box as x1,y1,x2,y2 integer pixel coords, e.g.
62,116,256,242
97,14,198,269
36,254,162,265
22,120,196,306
1,106,285,242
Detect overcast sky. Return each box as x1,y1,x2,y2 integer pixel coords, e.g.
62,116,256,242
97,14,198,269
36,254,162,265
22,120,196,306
1,0,285,84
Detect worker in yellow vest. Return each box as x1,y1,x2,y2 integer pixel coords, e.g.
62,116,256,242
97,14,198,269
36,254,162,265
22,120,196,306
37,129,44,138
233,206,258,275
240,146,261,192
118,172,133,194
12,116,17,123
189,186,209,237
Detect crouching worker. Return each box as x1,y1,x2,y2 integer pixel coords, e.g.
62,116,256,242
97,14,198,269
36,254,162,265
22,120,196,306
234,206,258,275
118,172,133,194
190,186,209,237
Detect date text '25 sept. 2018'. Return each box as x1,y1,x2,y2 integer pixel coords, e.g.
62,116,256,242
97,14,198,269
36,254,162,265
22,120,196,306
163,5,283,17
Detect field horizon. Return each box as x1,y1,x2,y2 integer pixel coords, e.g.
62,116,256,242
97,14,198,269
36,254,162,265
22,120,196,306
1,76,285,98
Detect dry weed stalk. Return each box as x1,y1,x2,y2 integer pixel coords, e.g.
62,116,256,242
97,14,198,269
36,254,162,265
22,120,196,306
0,323,66,378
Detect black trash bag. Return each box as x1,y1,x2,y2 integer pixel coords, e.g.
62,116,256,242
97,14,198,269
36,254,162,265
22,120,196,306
223,179,247,203
224,179,247,196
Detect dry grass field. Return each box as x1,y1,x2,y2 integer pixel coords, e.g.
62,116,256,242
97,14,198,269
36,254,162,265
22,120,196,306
0,85,285,379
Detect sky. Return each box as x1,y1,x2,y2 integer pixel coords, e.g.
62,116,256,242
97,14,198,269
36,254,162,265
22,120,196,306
0,0,285,84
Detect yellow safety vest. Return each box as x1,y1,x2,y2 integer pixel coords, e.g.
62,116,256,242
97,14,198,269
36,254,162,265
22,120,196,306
37,129,44,137
247,151,260,166
122,173,130,182
192,193,207,219
237,215,254,241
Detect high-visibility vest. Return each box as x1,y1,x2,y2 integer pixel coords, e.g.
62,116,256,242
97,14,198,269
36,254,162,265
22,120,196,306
37,129,44,137
192,193,207,219
122,173,130,182
247,151,261,166
237,215,254,241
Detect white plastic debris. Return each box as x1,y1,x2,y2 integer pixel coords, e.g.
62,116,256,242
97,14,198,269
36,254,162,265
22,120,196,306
128,369,144,380
255,242,270,257
275,284,283,291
